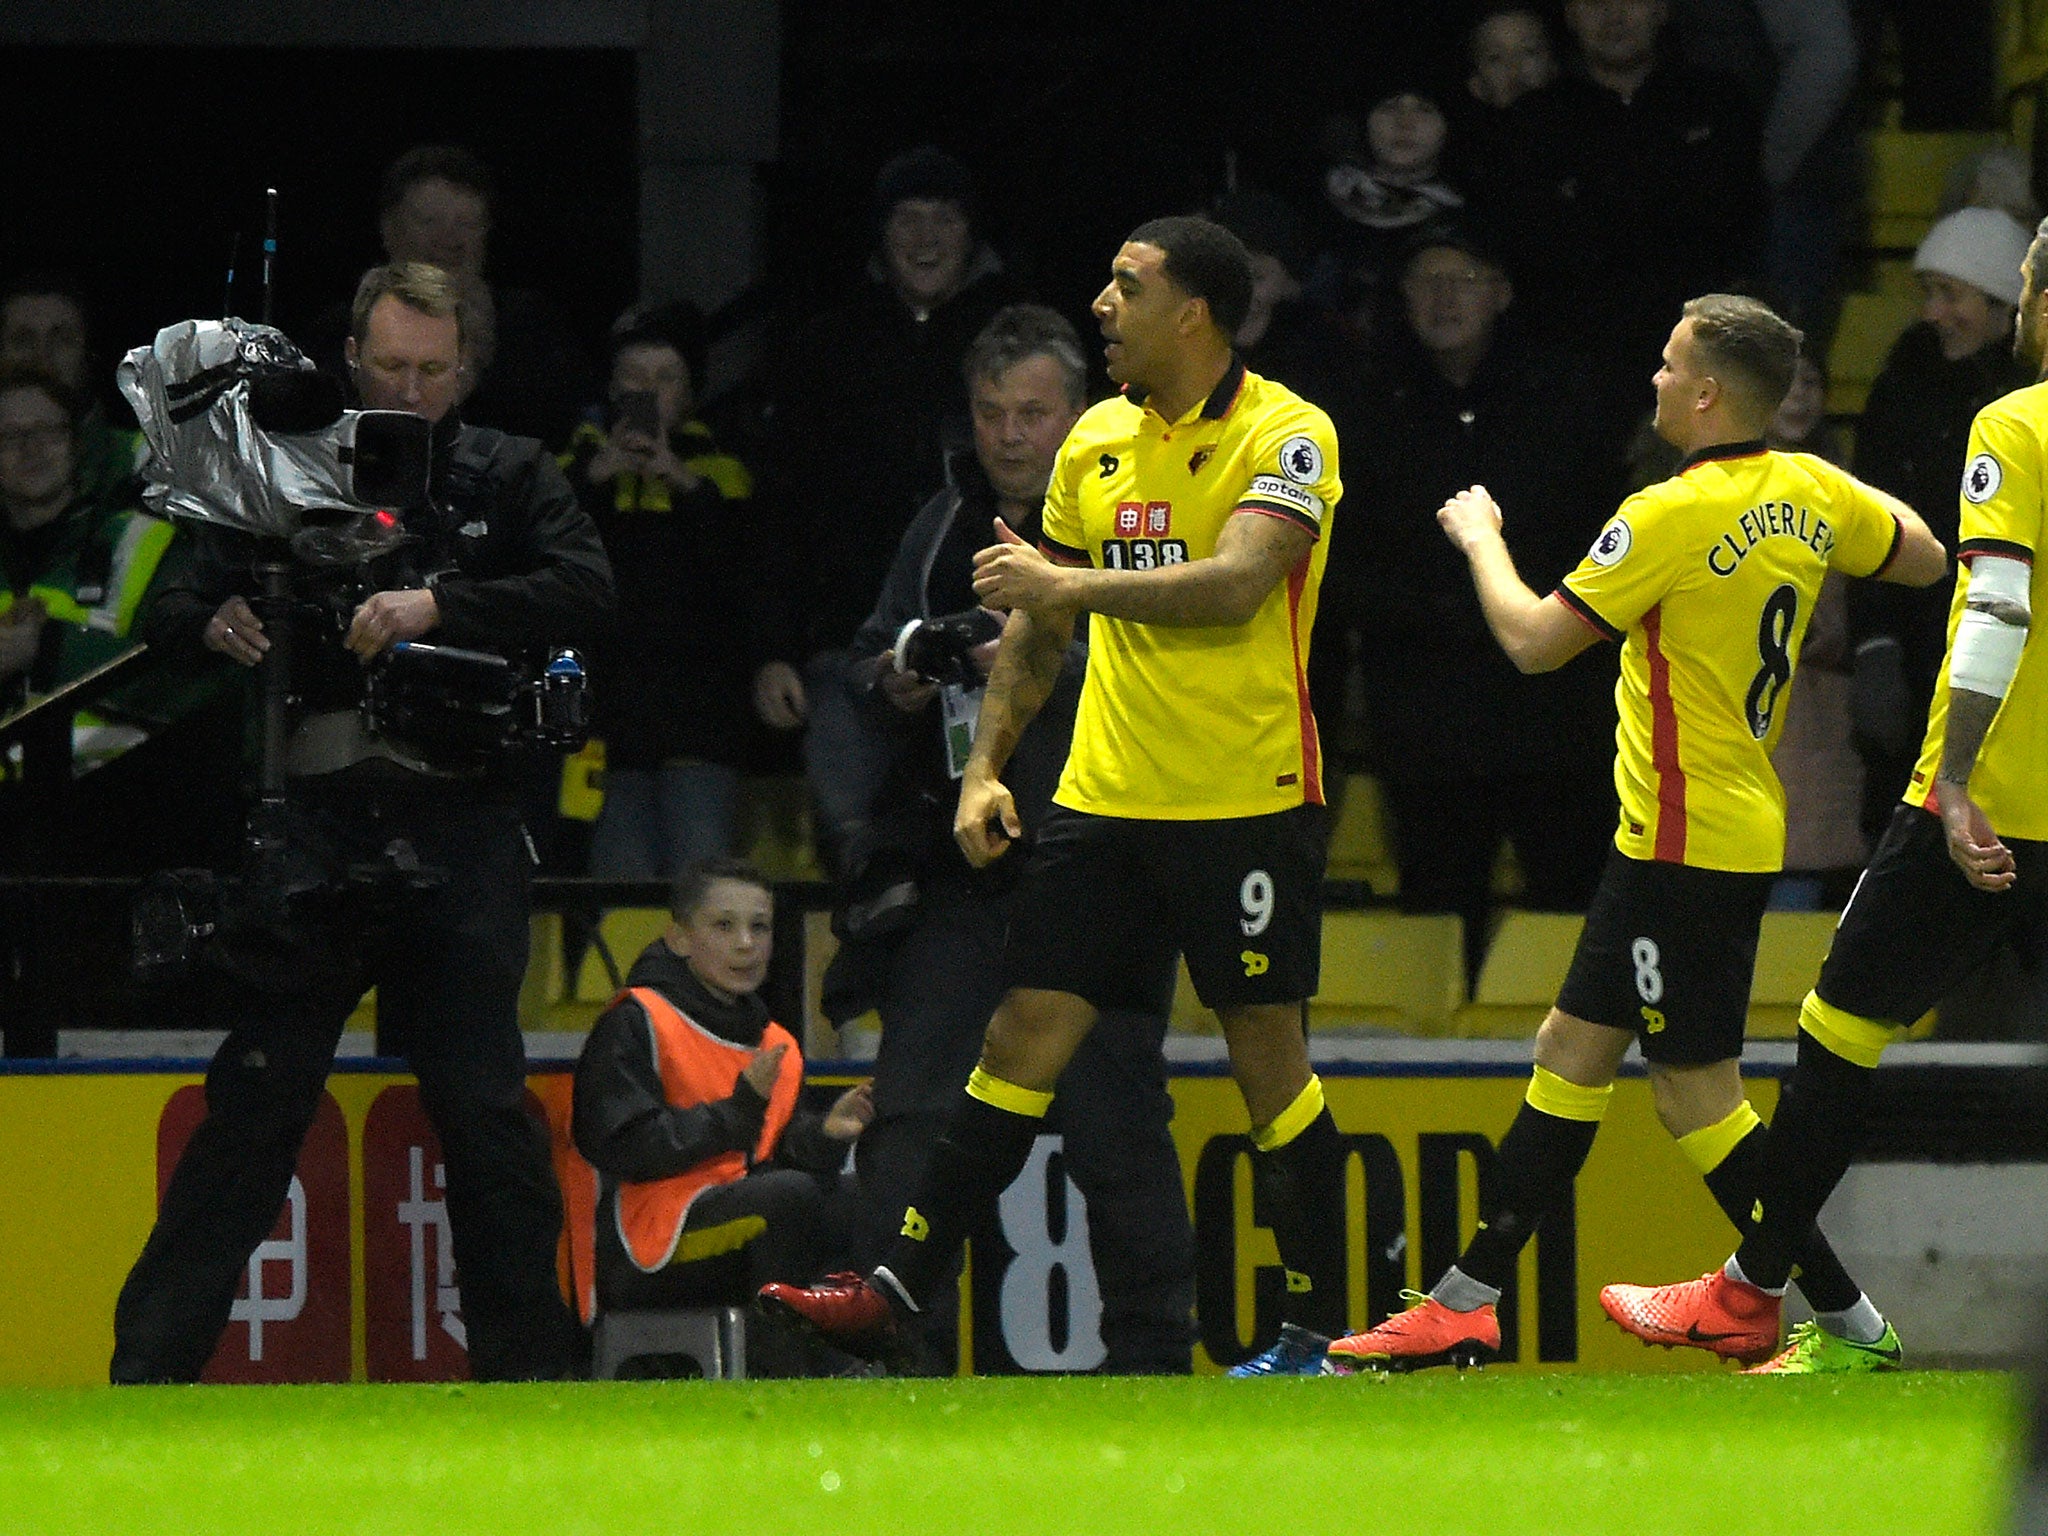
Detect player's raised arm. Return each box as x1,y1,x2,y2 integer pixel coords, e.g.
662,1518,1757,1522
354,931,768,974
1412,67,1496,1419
1437,485,1598,673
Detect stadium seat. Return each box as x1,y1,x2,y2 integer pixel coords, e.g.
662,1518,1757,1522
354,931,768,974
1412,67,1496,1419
1168,957,1217,1033
739,775,825,882
1865,128,2004,249
590,1305,748,1380
1452,910,1584,1038
802,908,880,1058
518,912,576,1030
1747,911,1841,1037
572,906,672,1003
1310,910,1465,1034
1746,911,1937,1041
1323,774,1398,896
1826,258,1920,417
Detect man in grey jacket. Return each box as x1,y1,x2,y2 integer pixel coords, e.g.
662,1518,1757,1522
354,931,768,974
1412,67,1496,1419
806,304,1197,1375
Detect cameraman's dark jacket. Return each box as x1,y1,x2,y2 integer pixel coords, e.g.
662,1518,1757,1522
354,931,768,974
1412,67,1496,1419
142,414,615,789
847,449,1085,880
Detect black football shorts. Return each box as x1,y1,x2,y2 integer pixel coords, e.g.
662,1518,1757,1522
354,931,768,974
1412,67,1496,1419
1004,803,1327,1014
1555,849,1774,1065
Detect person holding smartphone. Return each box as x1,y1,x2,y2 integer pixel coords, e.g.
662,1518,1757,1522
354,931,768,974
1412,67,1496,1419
560,304,764,878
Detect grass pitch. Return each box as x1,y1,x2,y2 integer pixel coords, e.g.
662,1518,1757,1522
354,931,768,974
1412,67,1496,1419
0,1371,2014,1536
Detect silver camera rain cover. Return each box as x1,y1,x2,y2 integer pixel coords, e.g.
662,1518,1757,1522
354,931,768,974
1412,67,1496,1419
117,317,426,541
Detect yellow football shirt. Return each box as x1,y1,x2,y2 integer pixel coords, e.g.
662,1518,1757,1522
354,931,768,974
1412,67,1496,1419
1904,381,2048,837
1558,443,1904,871
1039,359,1341,819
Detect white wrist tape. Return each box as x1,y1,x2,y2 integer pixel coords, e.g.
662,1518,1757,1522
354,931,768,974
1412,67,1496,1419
1948,554,2032,699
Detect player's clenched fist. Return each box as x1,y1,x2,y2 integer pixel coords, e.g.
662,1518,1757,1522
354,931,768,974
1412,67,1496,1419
954,767,1021,868
1437,484,1505,553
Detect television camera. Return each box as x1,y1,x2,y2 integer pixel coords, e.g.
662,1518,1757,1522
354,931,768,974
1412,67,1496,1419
119,317,588,978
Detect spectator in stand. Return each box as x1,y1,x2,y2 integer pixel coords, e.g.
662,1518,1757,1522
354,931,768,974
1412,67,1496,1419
1849,207,2032,841
753,145,1025,874
1449,6,1559,205
0,366,186,769
1496,0,1762,454
809,304,1197,1373
1317,221,1618,983
1468,4,1559,108
1663,0,1860,338
1210,189,1366,440
373,144,595,449
1765,355,1866,909
562,302,760,877
1309,65,1466,348
1,276,144,507
568,861,873,1376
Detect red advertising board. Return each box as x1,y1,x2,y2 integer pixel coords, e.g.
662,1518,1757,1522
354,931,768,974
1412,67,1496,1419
362,1085,470,1381
156,1085,352,1383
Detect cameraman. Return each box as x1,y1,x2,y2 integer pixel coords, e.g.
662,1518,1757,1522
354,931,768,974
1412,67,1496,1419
110,262,614,1384
814,305,1196,1372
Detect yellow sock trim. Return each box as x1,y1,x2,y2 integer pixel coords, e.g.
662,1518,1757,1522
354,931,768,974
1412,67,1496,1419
1677,1101,1762,1175
1253,1075,1325,1152
671,1215,767,1265
966,1066,1053,1118
1525,1065,1614,1123
1799,993,1894,1070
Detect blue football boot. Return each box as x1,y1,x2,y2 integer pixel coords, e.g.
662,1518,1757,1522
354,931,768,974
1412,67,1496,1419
1226,1323,1345,1376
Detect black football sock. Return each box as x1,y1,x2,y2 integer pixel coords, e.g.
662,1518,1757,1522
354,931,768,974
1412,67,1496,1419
875,1068,1047,1309
1453,1067,1609,1295
1251,1082,1348,1338
1689,1109,1861,1314
1733,1002,1880,1291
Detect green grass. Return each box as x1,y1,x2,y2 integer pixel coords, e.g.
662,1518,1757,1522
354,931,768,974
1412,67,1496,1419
0,1373,2015,1535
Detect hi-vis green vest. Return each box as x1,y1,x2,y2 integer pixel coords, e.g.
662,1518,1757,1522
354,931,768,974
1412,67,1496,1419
561,988,802,1324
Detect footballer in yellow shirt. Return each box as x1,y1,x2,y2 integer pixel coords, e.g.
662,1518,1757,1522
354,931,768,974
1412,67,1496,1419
1326,294,1944,1376
1590,238,2048,1366
760,217,1356,1373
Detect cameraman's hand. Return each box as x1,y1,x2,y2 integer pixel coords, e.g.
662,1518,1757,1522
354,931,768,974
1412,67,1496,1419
204,595,269,668
823,1081,875,1142
878,658,938,714
346,588,440,659
741,1041,788,1097
753,661,808,730
955,767,1021,868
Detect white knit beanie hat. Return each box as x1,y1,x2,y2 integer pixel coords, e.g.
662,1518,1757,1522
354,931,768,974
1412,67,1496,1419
1914,207,2032,307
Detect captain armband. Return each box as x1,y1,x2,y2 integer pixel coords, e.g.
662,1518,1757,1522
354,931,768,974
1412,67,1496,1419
1948,553,2032,700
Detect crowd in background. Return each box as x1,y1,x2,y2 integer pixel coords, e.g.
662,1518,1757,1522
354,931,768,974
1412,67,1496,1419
1,0,2035,1005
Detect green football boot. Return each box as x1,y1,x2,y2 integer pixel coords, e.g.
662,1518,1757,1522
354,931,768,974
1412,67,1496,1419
1743,1319,1903,1374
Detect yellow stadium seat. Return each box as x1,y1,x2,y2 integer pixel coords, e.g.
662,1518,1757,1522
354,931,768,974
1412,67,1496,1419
346,986,378,1033
1452,910,1583,1039
1827,258,1922,416
1865,129,2005,248
1169,957,1218,1034
1746,911,1841,1037
739,775,825,882
1324,774,1398,896
573,907,672,1002
519,912,576,1030
1310,910,1465,1034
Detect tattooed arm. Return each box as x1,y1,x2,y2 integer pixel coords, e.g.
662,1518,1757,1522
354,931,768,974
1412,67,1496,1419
954,604,1078,867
